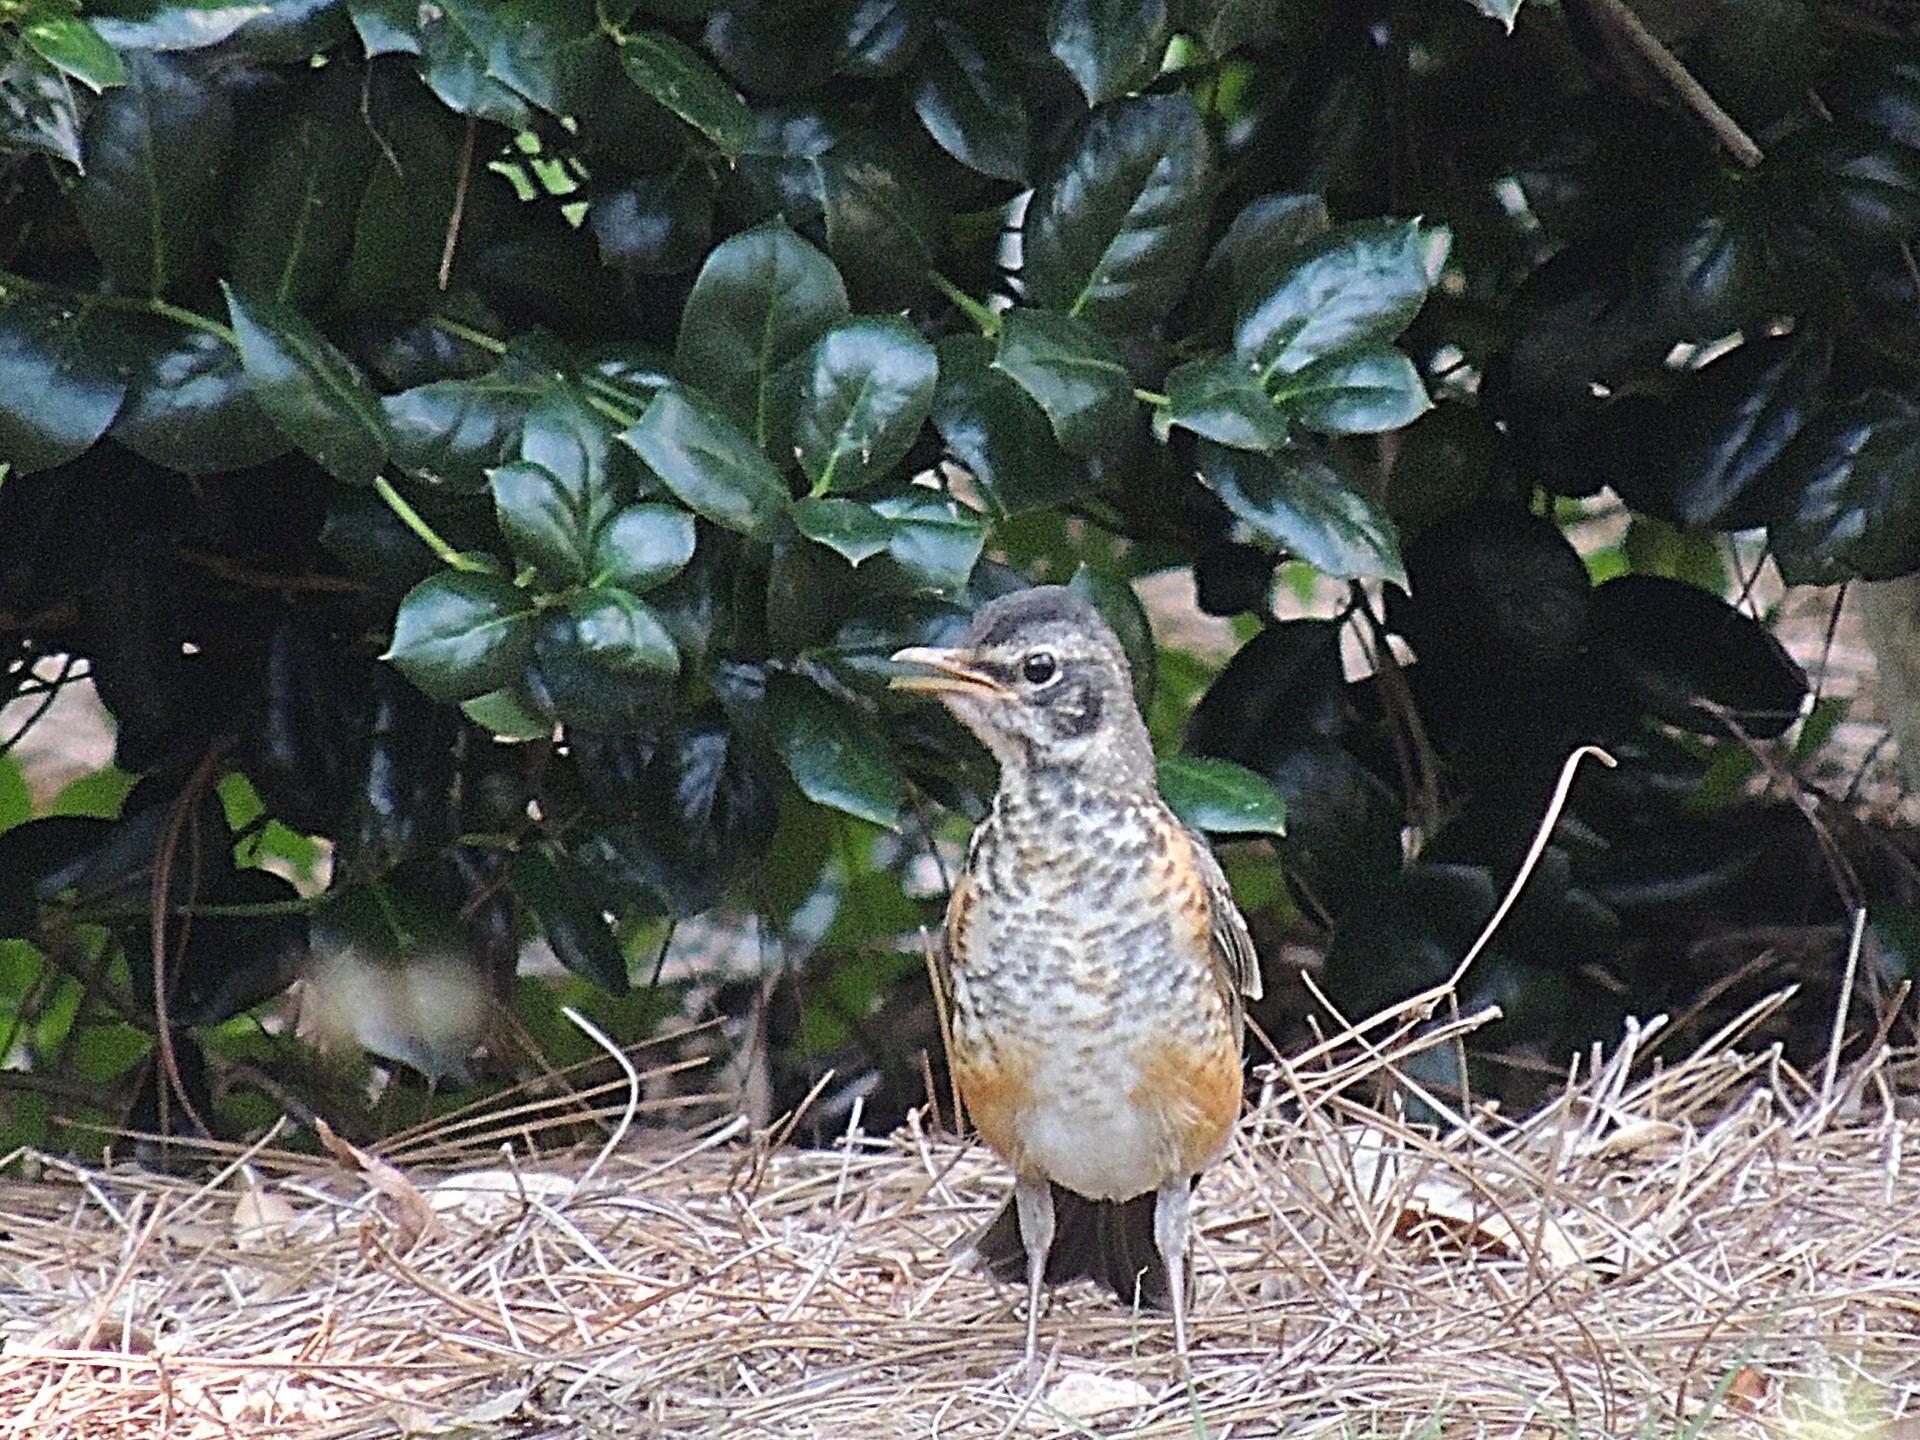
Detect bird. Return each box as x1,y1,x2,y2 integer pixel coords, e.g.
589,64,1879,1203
890,586,1261,1369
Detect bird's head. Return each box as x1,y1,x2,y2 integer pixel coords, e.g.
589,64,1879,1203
889,586,1151,787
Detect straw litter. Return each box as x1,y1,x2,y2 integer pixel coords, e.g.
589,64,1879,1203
1,988,1917,1439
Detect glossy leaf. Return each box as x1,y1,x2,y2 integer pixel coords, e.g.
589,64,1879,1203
342,100,459,309
791,496,894,565
1196,440,1407,588
511,845,627,992
991,308,1137,455
675,224,849,446
931,333,1098,515
593,504,697,592
836,0,929,75
795,316,939,493
567,587,681,676
867,491,985,594
1157,353,1289,450
491,460,596,583
225,284,391,485
1462,0,1523,29
0,33,83,166
1770,393,1920,583
619,29,753,158
20,12,126,90
529,608,678,732
1049,0,1168,105
1235,219,1447,377
521,383,622,501
767,671,903,829
231,105,373,309
1156,754,1287,836
72,50,233,295
738,113,939,287
1023,94,1214,334
911,17,1029,182
387,571,537,703
1612,333,1830,530
1274,345,1432,434
111,323,288,474
384,362,549,494
415,0,599,124
621,385,790,540
591,163,716,276
0,286,130,475
1591,575,1808,739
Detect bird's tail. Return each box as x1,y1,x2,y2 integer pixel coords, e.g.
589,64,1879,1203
963,1183,1178,1310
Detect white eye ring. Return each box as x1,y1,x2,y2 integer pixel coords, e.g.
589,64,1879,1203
1021,651,1059,686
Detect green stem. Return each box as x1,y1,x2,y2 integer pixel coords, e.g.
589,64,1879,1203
433,314,509,355
1133,388,1170,408
373,474,490,573
930,271,1000,338
145,297,236,344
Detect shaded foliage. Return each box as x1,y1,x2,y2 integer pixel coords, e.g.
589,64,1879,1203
1,0,1916,1148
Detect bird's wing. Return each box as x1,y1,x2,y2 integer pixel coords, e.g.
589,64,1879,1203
1185,824,1264,1003
935,863,972,1002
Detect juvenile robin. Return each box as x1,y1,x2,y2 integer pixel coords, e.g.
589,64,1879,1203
891,586,1261,1368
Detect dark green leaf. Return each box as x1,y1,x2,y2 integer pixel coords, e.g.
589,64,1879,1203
992,308,1137,454
675,223,849,446
567,587,681,676
462,682,553,740
911,17,1029,182
0,33,83,167
619,29,752,158
224,283,391,485
111,323,288,473
1461,0,1523,30
1170,0,1297,55
520,382,622,502
343,100,459,309
1023,94,1213,334
72,50,232,295
1196,440,1407,587
384,362,549,494
795,316,938,493
231,104,374,309
1049,0,1167,105
1591,575,1808,739
529,608,678,732
591,163,716,275
387,570,537,703
1156,754,1287,836
791,495,894,565
415,0,598,124
1235,219,1446,377
1195,192,1331,338
1770,123,1920,248
837,0,929,76
1069,564,1155,710
931,333,1098,514
588,503,693,593
491,460,597,583
1274,345,1432,434
738,113,940,287
1611,333,1830,530
1157,352,1289,450
767,671,903,829
0,286,130,475
620,384,791,540
511,845,627,992
91,0,342,56
20,13,126,89
868,490,984,593
349,0,418,55
1771,393,1920,583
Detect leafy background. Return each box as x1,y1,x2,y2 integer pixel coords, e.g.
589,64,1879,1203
2,0,1918,1154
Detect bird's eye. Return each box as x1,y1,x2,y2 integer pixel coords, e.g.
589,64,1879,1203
1021,651,1058,686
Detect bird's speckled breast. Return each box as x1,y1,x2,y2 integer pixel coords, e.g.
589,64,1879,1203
948,771,1242,1201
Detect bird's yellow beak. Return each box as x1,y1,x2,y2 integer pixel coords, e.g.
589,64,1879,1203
887,645,1012,699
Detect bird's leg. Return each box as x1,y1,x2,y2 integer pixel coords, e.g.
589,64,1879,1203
1153,1175,1193,1372
1013,1174,1054,1366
